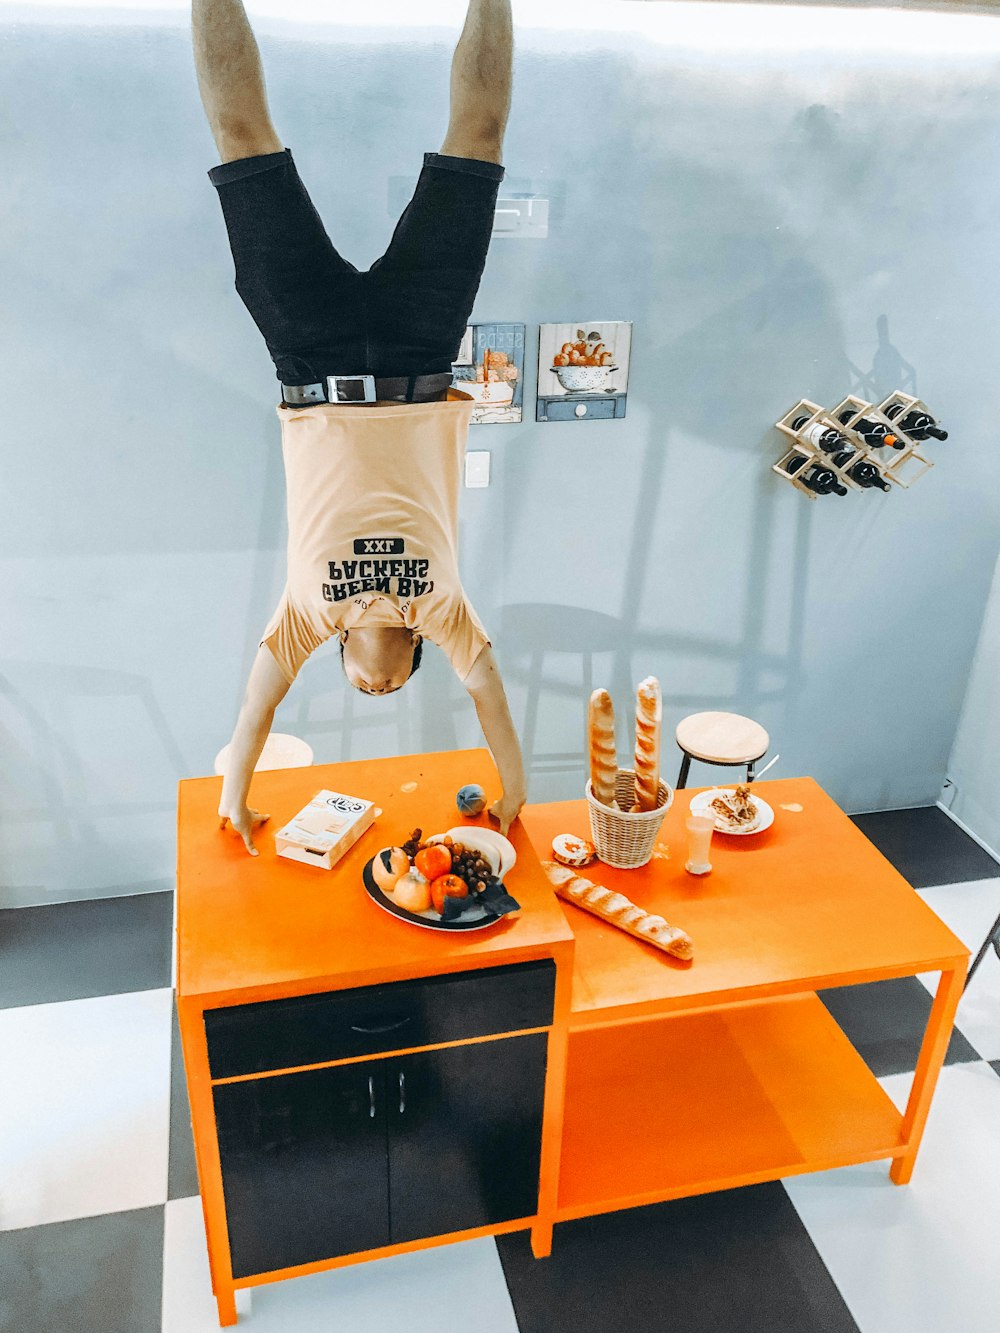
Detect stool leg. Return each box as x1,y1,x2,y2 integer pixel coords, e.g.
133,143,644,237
676,753,692,790
963,908,1000,992
746,758,756,782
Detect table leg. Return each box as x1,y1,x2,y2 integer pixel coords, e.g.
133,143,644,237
215,1288,238,1327
531,945,573,1259
890,964,965,1185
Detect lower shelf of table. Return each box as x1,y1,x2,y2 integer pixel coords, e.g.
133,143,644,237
556,990,906,1221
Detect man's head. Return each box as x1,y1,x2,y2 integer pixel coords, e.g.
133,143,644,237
339,626,423,695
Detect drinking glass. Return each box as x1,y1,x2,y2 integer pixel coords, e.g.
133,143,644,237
685,814,715,875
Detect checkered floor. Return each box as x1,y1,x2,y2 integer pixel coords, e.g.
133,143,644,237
1,807,998,1333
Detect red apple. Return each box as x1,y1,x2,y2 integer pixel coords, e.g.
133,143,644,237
430,873,469,915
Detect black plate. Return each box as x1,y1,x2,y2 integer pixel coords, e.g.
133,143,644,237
362,857,503,932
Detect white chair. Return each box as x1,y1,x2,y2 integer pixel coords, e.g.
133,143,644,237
213,732,314,776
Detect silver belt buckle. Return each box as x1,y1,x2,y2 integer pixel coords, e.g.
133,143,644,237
327,374,377,404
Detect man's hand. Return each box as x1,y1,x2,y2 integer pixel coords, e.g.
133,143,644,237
489,791,525,838
219,806,270,857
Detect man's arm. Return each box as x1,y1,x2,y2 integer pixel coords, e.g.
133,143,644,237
218,645,292,854
462,645,526,836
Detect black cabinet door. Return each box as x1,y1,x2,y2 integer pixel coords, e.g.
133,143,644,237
387,1033,549,1245
214,1062,390,1279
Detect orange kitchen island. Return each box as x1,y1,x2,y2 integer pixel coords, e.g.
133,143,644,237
177,751,969,1326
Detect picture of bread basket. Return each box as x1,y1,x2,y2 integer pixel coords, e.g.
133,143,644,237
586,768,674,869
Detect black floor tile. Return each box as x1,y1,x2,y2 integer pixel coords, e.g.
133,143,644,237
168,992,200,1201
991,1060,1000,1082
0,1206,164,1333
850,806,999,889
497,1183,859,1333
0,892,172,1009
818,976,981,1077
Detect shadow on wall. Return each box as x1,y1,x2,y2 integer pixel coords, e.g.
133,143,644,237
0,662,188,901
848,314,917,403
490,310,921,800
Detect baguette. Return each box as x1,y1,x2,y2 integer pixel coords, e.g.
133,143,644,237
588,688,619,808
632,675,662,812
542,861,693,960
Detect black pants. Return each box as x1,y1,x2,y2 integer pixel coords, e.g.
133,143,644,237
208,147,505,387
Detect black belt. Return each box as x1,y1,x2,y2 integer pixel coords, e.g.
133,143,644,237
281,373,455,408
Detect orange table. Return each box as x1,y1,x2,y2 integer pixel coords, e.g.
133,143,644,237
177,748,575,1326
519,775,969,1229
178,759,968,1326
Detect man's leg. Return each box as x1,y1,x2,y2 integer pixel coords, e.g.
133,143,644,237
364,0,513,379
192,0,364,388
440,0,514,165
192,0,283,163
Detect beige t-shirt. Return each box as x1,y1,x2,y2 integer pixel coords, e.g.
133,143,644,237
260,388,490,684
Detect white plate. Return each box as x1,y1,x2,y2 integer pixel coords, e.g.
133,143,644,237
438,826,517,879
689,788,775,836
363,857,502,932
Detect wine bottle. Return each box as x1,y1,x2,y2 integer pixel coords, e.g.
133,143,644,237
836,409,901,450
791,414,854,453
884,403,948,441
830,448,859,468
846,460,891,492
786,455,848,495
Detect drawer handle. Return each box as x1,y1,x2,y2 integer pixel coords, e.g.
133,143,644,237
350,1017,413,1036
398,1071,406,1115
368,1075,376,1119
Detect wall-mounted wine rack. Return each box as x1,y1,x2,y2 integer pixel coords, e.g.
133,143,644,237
773,391,948,500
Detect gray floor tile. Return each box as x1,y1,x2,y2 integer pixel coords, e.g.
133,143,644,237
168,992,201,1202
497,1183,859,1333
0,892,172,1009
851,806,999,888
818,975,981,1077
0,1206,164,1333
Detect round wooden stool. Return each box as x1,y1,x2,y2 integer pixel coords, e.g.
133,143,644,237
674,711,769,789
213,732,314,777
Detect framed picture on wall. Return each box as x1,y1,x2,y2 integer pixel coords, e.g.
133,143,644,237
451,322,526,424
537,321,633,422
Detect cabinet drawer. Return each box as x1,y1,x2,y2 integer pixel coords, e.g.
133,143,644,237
538,395,622,422
205,959,556,1079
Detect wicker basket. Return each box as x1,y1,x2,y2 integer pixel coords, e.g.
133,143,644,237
586,769,674,869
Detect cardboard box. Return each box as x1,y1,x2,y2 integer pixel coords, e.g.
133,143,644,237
275,790,380,870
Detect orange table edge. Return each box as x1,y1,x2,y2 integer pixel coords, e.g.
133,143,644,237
176,759,968,1326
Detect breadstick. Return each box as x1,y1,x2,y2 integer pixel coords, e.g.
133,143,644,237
632,676,662,812
588,688,619,808
542,861,693,960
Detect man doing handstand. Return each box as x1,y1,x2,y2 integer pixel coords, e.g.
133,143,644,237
191,0,524,852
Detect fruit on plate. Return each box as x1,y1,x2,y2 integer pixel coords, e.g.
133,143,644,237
373,846,410,892
393,870,432,914
430,873,469,915
414,844,452,882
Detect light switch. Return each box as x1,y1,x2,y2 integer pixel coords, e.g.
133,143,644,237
492,196,549,239
465,451,491,488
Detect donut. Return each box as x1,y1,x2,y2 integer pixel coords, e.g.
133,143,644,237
552,833,597,868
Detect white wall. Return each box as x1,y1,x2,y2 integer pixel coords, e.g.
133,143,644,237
947,550,1000,855
3,1,1000,904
